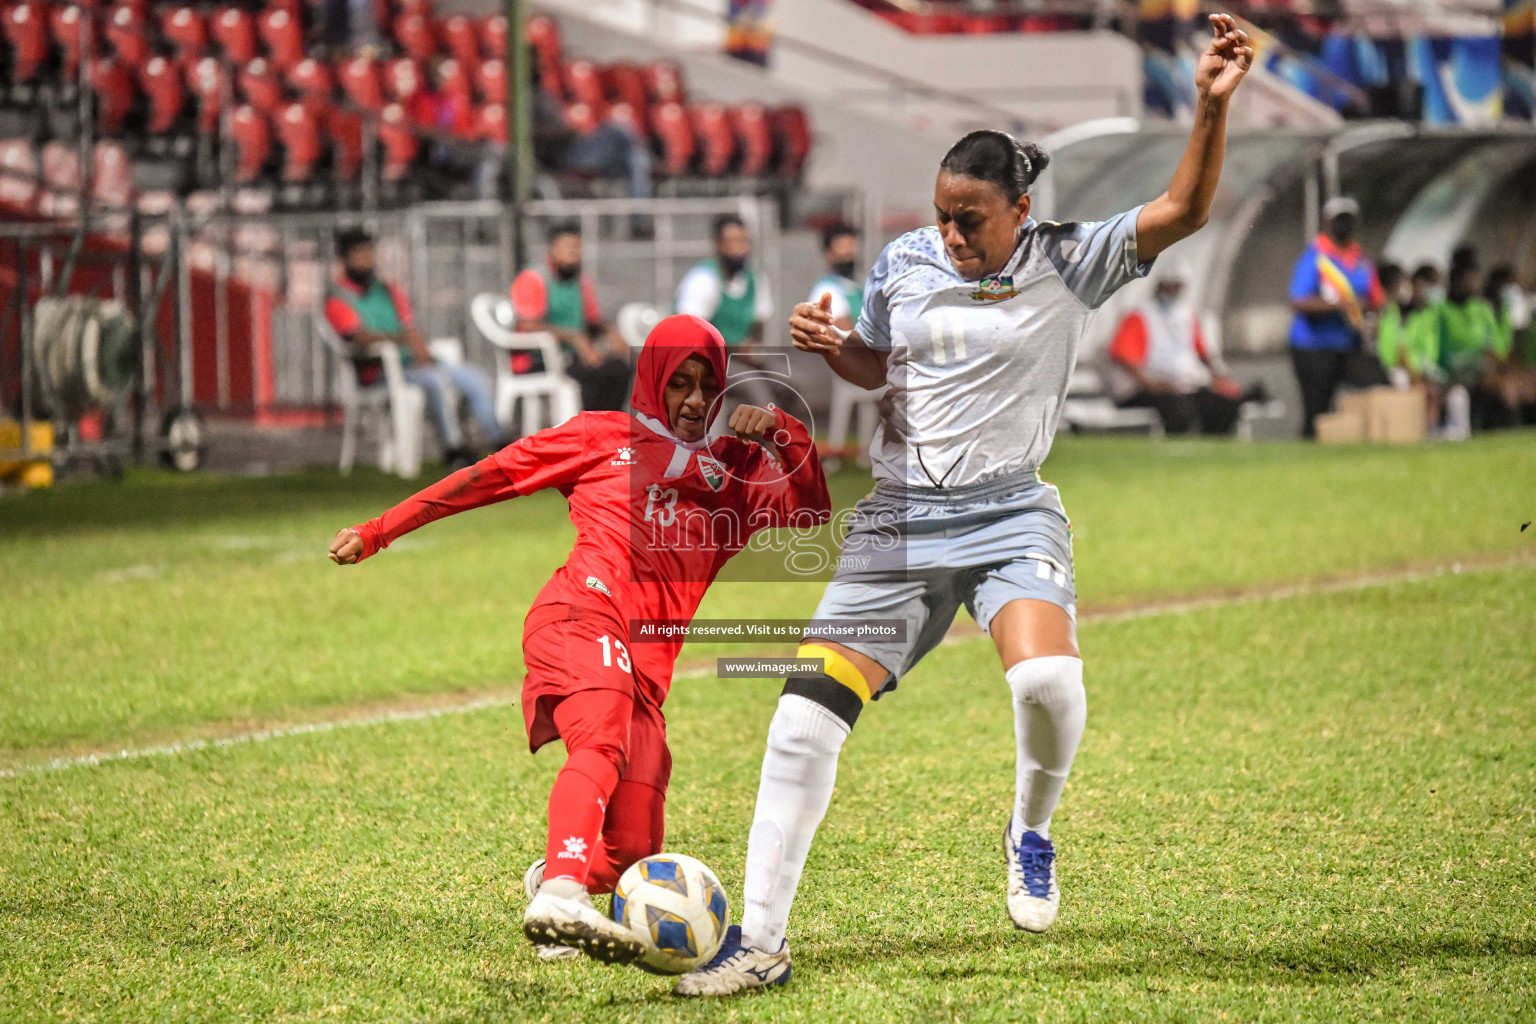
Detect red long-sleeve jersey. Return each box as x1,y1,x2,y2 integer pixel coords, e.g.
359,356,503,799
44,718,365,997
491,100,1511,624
351,407,830,707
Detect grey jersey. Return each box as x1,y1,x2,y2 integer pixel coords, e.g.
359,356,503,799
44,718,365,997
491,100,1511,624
856,209,1152,488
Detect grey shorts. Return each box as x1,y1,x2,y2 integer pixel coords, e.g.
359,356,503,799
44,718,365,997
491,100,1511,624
805,466,1074,691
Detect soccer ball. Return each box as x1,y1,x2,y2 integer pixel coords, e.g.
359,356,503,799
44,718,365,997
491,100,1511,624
611,853,730,974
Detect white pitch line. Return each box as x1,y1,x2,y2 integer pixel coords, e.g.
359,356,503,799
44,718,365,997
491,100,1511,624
0,694,522,780
4,556,1529,780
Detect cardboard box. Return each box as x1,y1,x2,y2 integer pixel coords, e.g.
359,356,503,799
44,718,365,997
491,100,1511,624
1315,410,1367,444
1368,386,1427,444
1337,390,1373,420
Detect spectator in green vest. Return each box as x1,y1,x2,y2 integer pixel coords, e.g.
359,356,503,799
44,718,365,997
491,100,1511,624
674,214,774,349
325,228,505,467
808,223,863,333
509,221,632,412
1482,265,1536,423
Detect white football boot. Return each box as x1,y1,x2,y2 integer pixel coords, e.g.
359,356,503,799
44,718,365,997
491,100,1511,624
523,874,645,965
672,926,791,997
1005,821,1060,932
522,859,580,961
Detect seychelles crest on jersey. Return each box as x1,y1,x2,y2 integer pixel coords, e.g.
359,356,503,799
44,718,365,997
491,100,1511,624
697,454,726,491
971,274,1018,303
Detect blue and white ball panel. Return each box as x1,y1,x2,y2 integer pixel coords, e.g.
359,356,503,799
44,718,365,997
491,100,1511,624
612,853,731,974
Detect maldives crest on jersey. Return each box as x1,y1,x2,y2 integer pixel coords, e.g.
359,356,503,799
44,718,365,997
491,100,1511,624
697,454,726,491
971,274,1018,303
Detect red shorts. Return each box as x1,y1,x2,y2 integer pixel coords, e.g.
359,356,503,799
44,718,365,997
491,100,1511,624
522,615,671,794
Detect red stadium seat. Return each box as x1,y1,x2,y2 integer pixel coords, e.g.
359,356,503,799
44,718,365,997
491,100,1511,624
211,7,258,64
689,102,734,177
437,57,473,105
90,57,136,134
605,63,650,131
105,4,150,67
644,60,685,104
481,13,505,59
41,141,82,216
328,107,362,179
238,58,283,115
338,54,383,110
525,13,561,69
378,103,418,181
276,101,321,182
92,141,132,207
769,105,810,177
474,58,505,103
384,57,423,102
49,5,89,78
651,101,693,177
564,59,607,111
392,13,435,62
607,101,643,139
563,101,598,134
160,6,207,61
478,101,506,143
5,3,54,84
185,56,226,133
0,139,39,209
440,13,479,65
229,103,271,182
286,56,334,103
256,6,303,72
140,55,187,134
730,103,772,176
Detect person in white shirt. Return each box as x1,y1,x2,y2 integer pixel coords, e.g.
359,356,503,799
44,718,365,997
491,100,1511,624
1106,261,1259,435
674,214,774,349
675,13,1253,998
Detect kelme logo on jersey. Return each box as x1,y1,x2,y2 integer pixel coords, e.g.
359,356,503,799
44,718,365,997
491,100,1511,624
611,446,636,466
697,455,725,491
971,274,1019,303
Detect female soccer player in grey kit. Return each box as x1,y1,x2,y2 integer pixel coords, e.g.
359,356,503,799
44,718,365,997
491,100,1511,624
675,13,1254,996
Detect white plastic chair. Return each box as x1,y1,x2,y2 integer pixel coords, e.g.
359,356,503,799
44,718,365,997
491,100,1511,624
616,301,662,352
469,293,580,436
826,376,887,467
316,316,426,478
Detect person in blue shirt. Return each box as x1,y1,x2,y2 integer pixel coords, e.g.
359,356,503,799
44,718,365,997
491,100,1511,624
1287,195,1385,437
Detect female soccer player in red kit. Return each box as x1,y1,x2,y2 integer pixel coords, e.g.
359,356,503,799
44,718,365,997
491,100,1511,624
327,314,829,964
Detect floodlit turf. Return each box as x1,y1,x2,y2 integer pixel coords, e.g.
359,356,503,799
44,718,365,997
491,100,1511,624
2,433,1532,757
2,565,1531,1022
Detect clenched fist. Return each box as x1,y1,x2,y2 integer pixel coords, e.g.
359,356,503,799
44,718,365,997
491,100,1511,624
328,528,365,565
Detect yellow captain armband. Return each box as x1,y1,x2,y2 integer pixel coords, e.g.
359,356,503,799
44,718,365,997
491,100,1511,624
797,643,873,703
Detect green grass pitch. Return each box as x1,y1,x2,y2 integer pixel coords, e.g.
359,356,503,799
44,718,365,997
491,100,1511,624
1,434,1533,1021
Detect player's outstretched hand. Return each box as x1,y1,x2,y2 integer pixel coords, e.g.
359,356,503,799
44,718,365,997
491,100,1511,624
789,293,846,354
328,528,365,565
729,404,777,441
1197,13,1253,103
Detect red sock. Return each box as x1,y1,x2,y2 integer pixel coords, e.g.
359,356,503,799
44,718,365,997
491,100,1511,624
542,690,631,887
585,780,665,894
544,749,620,886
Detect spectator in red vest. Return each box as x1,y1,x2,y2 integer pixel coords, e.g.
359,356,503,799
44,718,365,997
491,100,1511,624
1106,261,1264,435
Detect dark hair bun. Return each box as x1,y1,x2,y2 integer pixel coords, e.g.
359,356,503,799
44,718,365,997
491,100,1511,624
940,130,1050,203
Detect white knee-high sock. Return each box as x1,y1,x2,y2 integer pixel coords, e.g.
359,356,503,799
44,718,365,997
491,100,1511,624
739,694,850,951
1006,656,1086,841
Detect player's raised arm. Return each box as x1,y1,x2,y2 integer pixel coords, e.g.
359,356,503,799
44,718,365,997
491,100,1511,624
739,406,832,524
329,415,594,564
1135,13,1253,261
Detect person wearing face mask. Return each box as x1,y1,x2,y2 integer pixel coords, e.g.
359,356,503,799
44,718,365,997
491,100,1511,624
510,221,633,412
325,228,506,467
674,214,774,350
326,314,828,966
1286,195,1385,438
807,223,863,332
1480,265,1536,424
1106,259,1263,435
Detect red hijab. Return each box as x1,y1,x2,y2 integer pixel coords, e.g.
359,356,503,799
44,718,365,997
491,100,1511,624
629,314,729,434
